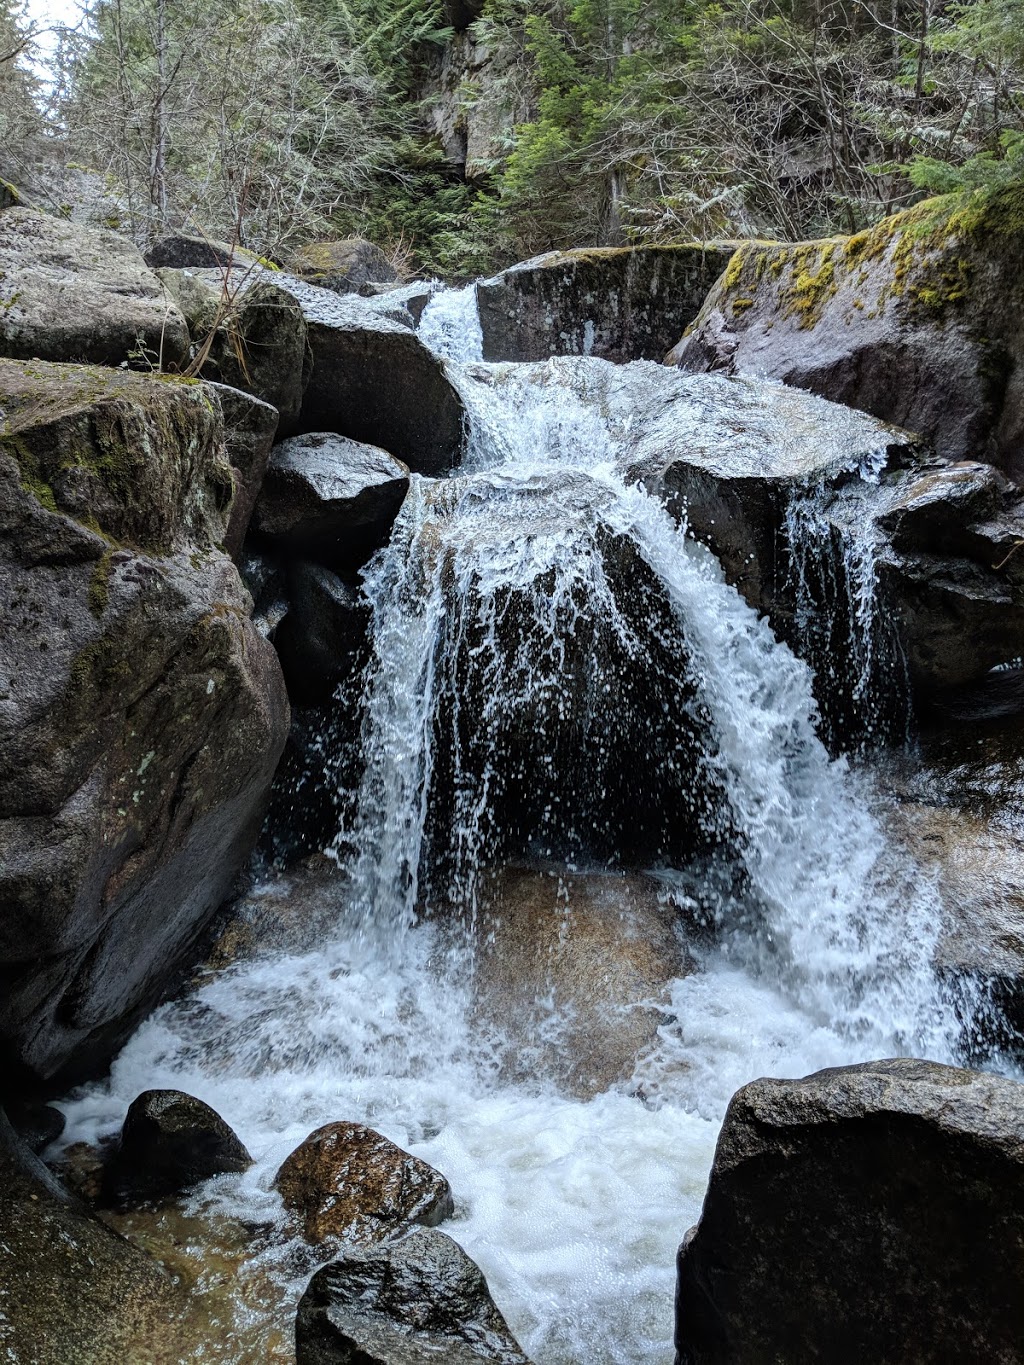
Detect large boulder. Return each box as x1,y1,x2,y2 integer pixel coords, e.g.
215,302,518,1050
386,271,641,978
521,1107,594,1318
670,184,1024,477
274,1121,454,1246
157,266,309,426
0,359,289,1084
0,208,190,369
675,1059,1024,1365
273,274,467,472
288,237,399,295
101,1089,252,1207
0,1109,183,1364
477,244,738,364
252,431,410,572
295,1226,532,1365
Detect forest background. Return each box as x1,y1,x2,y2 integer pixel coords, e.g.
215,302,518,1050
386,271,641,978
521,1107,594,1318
1,0,1022,277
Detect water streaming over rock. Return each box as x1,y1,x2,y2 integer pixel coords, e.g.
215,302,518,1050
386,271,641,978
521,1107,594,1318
57,283,985,1364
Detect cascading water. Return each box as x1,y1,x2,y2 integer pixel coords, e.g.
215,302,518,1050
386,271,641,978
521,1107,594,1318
57,284,983,1364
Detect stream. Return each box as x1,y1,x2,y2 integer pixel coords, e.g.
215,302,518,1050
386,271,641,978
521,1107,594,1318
55,283,985,1363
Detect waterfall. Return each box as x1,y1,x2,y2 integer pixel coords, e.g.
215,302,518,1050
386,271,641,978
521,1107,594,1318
55,286,981,1365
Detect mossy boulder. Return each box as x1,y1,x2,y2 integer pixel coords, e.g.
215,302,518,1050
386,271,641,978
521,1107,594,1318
0,176,22,210
157,266,309,427
288,237,399,295
0,359,288,1085
477,243,739,364
670,186,1024,477
0,208,190,370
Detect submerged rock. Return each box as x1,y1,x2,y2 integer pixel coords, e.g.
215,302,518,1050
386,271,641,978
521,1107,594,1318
670,185,1024,477
675,1058,1024,1365
288,237,399,294
469,865,694,1098
253,431,410,572
274,1121,454,1246
478,243,737,364
0,208,190,370
102,1089,252,1207
0,359,289,1083
0,1109,183,1364
295,1225,532,1365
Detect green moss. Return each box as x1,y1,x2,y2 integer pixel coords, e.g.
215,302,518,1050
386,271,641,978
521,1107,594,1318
731,297,754,312
87,550,115,617
2,433,58,511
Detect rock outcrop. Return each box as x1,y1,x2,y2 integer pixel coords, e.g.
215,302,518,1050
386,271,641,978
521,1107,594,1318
478,244,737,364
288,238,399,295
295,1226,532,1365
0,208,190,370
0,359,289,1084
144,233,261,270
252,431,410,572
675,1058,1024,1365
208,382,280,560
670,184,1024,477
273,562,370,707
274,1121,454,1246
102,1089,252,1207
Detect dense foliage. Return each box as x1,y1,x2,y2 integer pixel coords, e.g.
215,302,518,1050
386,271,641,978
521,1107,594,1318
4,0,1023,272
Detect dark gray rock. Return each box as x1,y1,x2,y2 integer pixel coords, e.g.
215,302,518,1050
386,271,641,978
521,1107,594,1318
144,233,260,270
289,238,399,295
157,266,309,426
274,562,370,707
671,185,1024,478
102,1089,252,1207
5,1099,65,1155
0,1107,183,1363
253,431,410,571
0,209,190,370
0,358,289,1084
295,1226,532,1365
207,383,280,559
675,1058,1024,1365
478,244,737,364
443,0,485,30
271,274,467,472
275,1121,454,1246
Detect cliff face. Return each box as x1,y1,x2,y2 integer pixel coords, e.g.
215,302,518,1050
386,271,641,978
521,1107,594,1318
669,185,1024,478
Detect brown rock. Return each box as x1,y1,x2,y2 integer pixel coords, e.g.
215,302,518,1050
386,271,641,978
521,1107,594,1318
469,865,693,1098
274,1121,454,1246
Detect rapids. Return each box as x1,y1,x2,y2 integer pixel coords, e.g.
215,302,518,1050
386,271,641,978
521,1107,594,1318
57,283,984,1363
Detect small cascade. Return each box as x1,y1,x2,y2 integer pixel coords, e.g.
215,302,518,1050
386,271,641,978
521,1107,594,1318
55,284,997,1365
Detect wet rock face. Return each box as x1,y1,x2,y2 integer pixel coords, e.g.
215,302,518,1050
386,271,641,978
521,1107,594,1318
0,359,289,1084
477,244,737,364
102,1090,252,1207
0,1110,184,1364
295,1226,532,1365
273,562,371,708
253,431,410,572
288,238,400,295
671,185,1024,477
274,1121,454,1246
0,208,190,370
468,866,694,1098
675,1059,1024,1365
